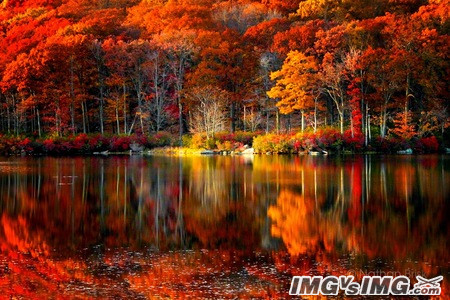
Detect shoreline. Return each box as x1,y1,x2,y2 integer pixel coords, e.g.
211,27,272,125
1,147,448,158
0,131,445,156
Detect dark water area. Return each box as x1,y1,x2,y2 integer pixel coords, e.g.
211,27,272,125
0,155,448,298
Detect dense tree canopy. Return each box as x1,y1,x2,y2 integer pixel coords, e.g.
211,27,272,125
0,0,448,143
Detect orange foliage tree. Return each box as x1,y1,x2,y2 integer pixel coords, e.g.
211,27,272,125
267,51,318,132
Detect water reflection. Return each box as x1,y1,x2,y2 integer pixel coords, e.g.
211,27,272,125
0,155,448,298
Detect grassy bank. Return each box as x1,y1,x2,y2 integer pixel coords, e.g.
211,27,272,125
0,129,443,156
252,129,441,154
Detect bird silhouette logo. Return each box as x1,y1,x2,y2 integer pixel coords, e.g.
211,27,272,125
414,276,443,288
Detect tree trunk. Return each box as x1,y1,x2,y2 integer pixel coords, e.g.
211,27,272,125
364,103,369,146
128,113,137,135
276,109,280,134
178,100,183,145
350,115,354,138
380,106,387,138
81,101,87,134
12,95,17,136
37,108,41,137
93,42,105,135
313,96,318,133
123,83,127,134
55,111,59,137
99,85,104,134
85,101,90,133
287,114,291,132
175,58,185,144
6,98,10,134
138,97,144,134
115,106,120,134
70,57,76,135
243,106,246,132
301,110,305,132
230,102,235,133
31,107,35,134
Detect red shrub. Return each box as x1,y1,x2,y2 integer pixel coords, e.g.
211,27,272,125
316,128,343,150
132,134,149,147
110,136,131,151
72,133,88,150
18,138,32,152
343,130,364,151
43,139,56,152
417,136,439,153
293,140,301,152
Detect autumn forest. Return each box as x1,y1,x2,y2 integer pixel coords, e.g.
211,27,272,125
0,0,449,152
1,2,449,296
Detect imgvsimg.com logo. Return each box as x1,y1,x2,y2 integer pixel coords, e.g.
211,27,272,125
289,275,443,296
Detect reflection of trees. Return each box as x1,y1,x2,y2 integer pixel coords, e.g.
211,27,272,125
0,156,271,251
182,156,264,248
269,190,338,256
124,250,288,299
0,155,448,297
267,155,449,286
1,215,50,257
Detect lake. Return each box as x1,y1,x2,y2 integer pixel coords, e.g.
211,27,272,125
0,155,448,298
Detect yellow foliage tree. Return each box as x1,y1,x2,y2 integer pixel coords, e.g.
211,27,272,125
297,0,336,21
267,50,318,131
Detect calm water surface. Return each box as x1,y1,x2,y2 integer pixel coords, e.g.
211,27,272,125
0,155,448,298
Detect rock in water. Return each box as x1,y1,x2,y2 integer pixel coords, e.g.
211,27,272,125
241,148,254,155
130,143,144,152
397,148,413,154
200,150,215,155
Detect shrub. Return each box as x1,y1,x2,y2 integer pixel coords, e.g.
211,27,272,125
234,131,256,145
373,137,392,153
343,130,364,151
219,131,258,146
181,135,193,148
294,132,317,151
0,135,17,154
253,134,293,154
0,131,442,155
216,140,233,151
373,136,409,153
188,131,259,150
17,137,33,152
252,135,269,153
421,136,439,152
110,135,131,151
316,128,343,150
150,131,173,148
71,133,88,151
43,138,57,153
414,136,439,153
190,133,207,149
131,134,150,148
88,134,109,152
205,138,216,149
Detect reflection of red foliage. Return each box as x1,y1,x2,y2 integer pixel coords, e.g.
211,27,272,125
0,155,447,298
347,159,362,225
